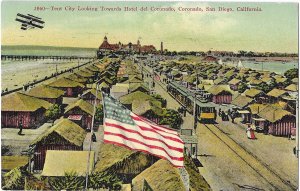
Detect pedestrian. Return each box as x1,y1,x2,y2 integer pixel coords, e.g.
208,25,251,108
228,109,231,117
231,111,235,123
246,124,255,139
219,108,222,117
18,118,23,135
221,111,225,121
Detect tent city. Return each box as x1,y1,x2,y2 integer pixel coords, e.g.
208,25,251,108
1,1,299,191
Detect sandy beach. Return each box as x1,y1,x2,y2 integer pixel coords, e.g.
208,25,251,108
1,59,91,91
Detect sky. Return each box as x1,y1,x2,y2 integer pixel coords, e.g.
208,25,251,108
1,1,298,53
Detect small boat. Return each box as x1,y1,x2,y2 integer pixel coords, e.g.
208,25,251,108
254,62,260,64
282,62,286,64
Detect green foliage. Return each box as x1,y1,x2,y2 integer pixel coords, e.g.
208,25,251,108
269,78,277,90
89,171,122,190
3,167,25,190
237,82,248,93
95,105,104,123
45,104,61,120
256,82,272,93
48,171,85,190
48,171,122,190
151,94,167,107
284,68,298,80
159,109,183,129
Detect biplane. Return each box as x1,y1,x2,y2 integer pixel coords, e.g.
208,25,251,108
15,13,44,30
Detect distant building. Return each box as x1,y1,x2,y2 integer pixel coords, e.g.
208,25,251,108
202,55,218,62
97,36,157,58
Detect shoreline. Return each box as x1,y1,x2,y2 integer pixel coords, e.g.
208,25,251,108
1,59,95,95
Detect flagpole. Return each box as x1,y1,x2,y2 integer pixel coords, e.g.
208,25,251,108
85,83,99,190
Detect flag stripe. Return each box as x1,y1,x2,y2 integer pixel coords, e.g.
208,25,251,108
103,140,184,168
131,114,179,135
105,119,183,144
131,113,179,134
105,122,183,153
136,124,184,143
104,132,183,159
104,135,184,167
133,119,184,142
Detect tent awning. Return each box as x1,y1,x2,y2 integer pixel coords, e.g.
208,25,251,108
252,117,266,121
237,110,250,114
68,115,83,121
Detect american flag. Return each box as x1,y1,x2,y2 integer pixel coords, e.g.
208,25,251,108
102,93,184,167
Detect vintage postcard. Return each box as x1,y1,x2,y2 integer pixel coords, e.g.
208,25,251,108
1,1,299,190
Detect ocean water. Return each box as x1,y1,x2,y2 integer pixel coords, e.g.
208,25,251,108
243,61,298,74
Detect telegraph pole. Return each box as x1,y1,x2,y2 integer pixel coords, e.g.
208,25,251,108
85,84,98,190
193,71,198,130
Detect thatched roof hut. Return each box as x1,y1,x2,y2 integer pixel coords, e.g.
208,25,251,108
123,76,143,84
207,85,232,95
95,144,155,182
213,77,226,85
231,95,253,108
129,83,150,93
248,103,269,115
244,88,264,98
132,100,163,116
81,88,102,105
207,85,233,104
285,84,297,92
228,78,241,85
267,88,288,98
2,92,52,112
98,77,113,85
76,70,94,78
48,77,84,88
82,88,102,100
249,79,263,86
258,105,293,123
132,155,211,191
24,85,65,100
30,118,87,170
119,91,157,105
24,85,65,104
86,65,101,72
99,81,110,88
31,118,86,147
261,77,273,83
65,99,94,116
65,74,88,83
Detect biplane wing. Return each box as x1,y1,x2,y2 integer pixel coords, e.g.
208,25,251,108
16,13,45,24
15,13,45,30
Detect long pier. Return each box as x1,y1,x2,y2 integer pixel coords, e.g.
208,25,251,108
1,55,93,61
